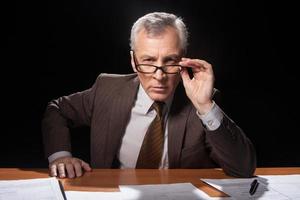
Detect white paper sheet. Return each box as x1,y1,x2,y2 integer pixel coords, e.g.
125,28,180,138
202,174,300,200
0,177,65,200
66,191,123,200
119,182,230,200
258,175,300,200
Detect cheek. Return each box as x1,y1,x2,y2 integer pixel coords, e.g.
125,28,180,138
138,74,152,86
167,75,181,87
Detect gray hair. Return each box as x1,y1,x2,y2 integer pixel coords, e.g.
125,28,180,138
130,12,188,53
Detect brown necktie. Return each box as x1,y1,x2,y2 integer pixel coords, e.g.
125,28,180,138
136,102,164,168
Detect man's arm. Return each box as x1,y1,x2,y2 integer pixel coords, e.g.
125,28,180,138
197,103,256,177
204,112,256,177
41,75,101,178
180,58,256,177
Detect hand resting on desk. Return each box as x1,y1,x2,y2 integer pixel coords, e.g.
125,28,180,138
49,156,92,178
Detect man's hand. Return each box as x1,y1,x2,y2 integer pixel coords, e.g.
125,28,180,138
49,156,92,178
180,58,215,115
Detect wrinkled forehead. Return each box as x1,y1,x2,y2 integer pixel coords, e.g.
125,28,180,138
134,27,182,55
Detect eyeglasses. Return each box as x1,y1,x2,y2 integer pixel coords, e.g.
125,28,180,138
133,51,183,74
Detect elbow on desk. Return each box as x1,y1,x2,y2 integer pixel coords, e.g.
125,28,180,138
223,153,257,178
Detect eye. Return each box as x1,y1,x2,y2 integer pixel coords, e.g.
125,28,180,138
164,56,180,64
142,58,154,63
165,59,178,65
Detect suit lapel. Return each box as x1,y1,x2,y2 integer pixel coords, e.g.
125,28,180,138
168,83,191,168
102,77,191,168
104,76,140,166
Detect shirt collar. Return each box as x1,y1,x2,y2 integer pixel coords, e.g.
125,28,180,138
136,84,174,115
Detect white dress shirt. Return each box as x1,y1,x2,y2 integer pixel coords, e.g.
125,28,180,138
118,84,172,169
48,84,224,167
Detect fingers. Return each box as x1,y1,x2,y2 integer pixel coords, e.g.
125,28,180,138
49,157,91,178
72,160,91,177
74,162,83,177
50,164,57,177
49,161,66,178
179,58,213,74
81,160,92,172
65,163,75,178
58,163,66,178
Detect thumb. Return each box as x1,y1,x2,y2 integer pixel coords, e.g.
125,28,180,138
180,68,190,87
81,160,92,171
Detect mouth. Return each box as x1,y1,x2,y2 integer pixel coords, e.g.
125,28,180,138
151,86,168,92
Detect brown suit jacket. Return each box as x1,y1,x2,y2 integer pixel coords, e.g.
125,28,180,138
42,73,256,177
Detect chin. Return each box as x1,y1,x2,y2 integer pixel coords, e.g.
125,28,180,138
149,93,170,102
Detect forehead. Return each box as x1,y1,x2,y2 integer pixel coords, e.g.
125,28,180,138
134,27,182,56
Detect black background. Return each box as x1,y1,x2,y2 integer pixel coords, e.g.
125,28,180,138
2,0,299,168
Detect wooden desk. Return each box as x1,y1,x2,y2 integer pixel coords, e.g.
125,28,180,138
1,168,300,197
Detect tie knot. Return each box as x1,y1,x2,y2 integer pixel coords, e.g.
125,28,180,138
152,101,164,118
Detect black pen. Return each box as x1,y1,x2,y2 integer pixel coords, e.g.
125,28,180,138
249,179,259,195
58,180,67,200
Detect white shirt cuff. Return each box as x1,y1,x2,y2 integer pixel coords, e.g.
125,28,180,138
48,151,72,163
196,101,224,131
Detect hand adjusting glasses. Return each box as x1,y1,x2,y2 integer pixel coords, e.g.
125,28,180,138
133,51,184,74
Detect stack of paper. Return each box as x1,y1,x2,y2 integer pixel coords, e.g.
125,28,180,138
3,175,299,200
0,178,221,200
201,175,300,200
0,177,65,200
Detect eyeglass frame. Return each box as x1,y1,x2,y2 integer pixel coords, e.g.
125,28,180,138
132,51,184,74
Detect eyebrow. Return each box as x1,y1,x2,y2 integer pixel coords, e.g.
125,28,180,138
163,54,181,62
139,54,181,62
140,55,155,60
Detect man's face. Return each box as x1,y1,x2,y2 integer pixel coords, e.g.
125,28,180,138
131,27,182,102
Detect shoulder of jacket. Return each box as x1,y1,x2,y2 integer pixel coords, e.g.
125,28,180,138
92,73,138,91
96,73,137,82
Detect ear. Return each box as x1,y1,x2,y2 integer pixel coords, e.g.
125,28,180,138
130,51,137,72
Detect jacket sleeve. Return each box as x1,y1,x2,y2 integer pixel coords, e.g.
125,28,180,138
204,90,257,177
41,75,100,158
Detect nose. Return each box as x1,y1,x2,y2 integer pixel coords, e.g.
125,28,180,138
153,67,166,81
